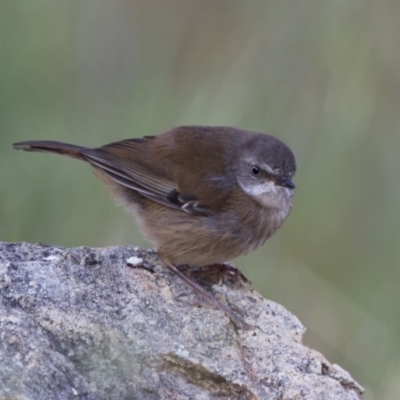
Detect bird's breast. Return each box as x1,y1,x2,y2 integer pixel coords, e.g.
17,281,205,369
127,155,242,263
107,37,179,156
228,194,293,255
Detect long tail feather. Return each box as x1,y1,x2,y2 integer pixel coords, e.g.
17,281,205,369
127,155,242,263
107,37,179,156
13,140,88,161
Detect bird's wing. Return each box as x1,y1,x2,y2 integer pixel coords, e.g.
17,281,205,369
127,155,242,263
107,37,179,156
83,148,185,210
83,139,226,216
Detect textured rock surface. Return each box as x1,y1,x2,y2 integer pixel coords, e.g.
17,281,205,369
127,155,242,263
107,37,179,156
0,242,364,399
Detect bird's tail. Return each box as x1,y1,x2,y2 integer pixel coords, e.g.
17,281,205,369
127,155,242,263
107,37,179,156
13,140,88,161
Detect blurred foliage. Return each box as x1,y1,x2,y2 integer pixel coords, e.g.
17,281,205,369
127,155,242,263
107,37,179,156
1,1,400,398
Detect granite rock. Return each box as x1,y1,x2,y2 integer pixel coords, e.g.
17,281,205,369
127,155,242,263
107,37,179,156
0,242,364,399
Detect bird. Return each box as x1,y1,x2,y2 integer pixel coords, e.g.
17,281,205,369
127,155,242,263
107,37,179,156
13,125,296,327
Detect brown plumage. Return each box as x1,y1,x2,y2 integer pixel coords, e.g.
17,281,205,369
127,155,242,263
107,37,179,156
13,125,296,327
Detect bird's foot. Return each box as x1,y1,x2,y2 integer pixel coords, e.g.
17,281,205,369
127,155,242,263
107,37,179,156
184,263,251,286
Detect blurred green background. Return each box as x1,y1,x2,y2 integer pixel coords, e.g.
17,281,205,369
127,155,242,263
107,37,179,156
1,1,399,398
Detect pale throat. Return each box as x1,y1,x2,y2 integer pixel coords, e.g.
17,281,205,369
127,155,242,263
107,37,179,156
240,180,293,210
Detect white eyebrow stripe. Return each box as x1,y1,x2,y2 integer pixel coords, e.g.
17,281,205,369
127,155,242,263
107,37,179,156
260,163,279,175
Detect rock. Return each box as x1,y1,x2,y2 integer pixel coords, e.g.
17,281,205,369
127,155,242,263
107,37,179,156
0,242,364,399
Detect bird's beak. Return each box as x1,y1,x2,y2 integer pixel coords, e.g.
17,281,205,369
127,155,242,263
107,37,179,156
275,176,295,189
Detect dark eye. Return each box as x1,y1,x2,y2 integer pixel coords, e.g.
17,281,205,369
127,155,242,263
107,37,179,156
251,165,260,177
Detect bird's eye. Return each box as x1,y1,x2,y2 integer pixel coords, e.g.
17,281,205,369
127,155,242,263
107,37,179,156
251,165,261,177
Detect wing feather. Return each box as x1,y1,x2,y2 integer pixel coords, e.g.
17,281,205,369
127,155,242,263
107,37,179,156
83,149,209,214
85,151,173,198
79,128,236,216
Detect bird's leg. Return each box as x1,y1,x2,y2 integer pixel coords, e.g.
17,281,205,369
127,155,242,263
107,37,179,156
185,263,251,285
164,262,250,329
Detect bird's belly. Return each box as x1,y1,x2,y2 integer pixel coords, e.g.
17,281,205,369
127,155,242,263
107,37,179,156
156,204,291,266
120,188,292,267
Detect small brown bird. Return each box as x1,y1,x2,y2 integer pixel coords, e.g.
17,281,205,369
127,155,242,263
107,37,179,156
13,126,296,327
